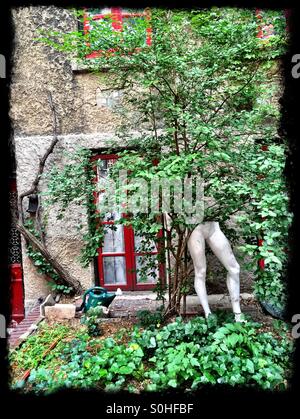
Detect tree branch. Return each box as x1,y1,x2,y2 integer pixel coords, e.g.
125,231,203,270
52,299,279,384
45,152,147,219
206,63,261,124
17,223,82,292
16,90,83,294
18,91,59,221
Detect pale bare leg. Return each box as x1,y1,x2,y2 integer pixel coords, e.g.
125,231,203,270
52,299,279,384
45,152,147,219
188,222,244,322
188,227,211,318
206,223,244,322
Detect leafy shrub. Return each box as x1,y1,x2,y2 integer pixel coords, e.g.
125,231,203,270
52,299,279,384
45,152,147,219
136,306,164,329
28,335,144,393
81,306,105,336
140,316,293,391
131,312,224,355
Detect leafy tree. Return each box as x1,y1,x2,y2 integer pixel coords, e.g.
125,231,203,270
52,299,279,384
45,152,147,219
40,8,290,314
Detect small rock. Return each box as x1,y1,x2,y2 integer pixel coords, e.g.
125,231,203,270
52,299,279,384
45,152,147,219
45,304,76,320
240,293,253,300
110,310,129,318
40,294,56,317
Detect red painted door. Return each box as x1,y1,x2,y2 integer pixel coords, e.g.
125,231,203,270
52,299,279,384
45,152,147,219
10,264,25,323
8,178,25,323
94,155,163,291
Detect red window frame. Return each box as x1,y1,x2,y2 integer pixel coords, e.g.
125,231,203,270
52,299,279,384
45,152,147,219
91,153,165,291
255,8,275,40
83,7,152,59
255,8,290,40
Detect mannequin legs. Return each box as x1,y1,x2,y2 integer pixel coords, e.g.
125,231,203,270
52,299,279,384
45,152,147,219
188,222,243,322
206,224,243,321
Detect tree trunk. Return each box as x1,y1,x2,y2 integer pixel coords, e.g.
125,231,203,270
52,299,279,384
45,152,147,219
17,222,82,293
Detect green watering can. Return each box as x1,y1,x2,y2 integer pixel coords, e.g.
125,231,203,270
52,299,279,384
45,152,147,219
77,286,121,313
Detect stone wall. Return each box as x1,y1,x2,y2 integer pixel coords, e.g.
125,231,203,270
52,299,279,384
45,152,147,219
10,6,127,305
10,6,125,136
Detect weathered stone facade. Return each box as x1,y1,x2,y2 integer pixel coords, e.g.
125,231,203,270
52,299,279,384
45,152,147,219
10,6,282,308
10,6,128,307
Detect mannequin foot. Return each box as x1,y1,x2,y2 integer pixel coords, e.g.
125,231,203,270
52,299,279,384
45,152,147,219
204,311,212,319
234,312,247,323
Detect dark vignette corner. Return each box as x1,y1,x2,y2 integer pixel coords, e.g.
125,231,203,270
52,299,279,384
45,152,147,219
280,6,300,394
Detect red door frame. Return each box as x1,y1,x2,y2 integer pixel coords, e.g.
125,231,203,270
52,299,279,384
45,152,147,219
91,153,165,291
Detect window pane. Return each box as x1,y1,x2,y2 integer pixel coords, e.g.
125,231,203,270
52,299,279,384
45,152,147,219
97,158,119,221
135,255,158,284
122,17,148,47
97,157,116,179
122,8,144,13
134,234,157,253
103,224,124,253
103,256,126,285
89,8,111,16
86,8,148,51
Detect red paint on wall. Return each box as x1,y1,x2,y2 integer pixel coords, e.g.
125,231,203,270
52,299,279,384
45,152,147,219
10,264,25,323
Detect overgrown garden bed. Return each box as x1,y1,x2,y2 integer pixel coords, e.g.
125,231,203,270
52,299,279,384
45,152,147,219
10,311,294,393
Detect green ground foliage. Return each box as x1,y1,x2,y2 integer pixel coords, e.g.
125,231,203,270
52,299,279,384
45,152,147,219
10,312,294,393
